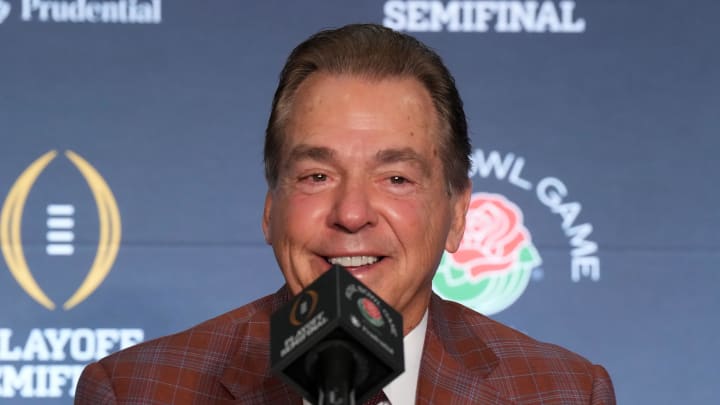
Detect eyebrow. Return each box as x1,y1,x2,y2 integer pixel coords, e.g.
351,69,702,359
286,144,337,167
285,144,431,176
375,147,431,177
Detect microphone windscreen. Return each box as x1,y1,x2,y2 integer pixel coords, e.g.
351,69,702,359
270,265,404,404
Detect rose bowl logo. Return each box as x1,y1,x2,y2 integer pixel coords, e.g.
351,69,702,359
433,192,541,315
357,297,384,327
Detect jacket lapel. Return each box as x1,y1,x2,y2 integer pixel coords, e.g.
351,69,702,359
219,369,299,405
219,286,303,404
416,294,513,404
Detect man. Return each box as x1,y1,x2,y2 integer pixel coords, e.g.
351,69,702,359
75,24,615,404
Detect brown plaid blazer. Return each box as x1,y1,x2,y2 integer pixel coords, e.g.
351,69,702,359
75,287,615,404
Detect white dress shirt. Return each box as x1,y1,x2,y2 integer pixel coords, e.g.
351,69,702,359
382,309,428,405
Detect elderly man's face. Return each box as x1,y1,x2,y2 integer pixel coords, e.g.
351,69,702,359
263,73,470,334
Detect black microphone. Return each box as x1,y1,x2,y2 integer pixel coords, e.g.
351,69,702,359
270,264,404,405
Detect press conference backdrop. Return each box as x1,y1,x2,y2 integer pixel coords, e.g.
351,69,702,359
0,0,717,403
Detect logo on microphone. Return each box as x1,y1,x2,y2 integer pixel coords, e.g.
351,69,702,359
0,1,11,24
289,290,319,326
357,297,384,328
1,150,122,310
434,192,541,316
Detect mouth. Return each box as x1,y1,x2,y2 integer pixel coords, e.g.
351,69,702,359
324,255,384,269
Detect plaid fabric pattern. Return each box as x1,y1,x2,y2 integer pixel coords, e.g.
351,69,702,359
74,287,300,405
75,288,615,404
415,296,615,404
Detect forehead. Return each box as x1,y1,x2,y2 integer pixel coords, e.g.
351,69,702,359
283,73,440,151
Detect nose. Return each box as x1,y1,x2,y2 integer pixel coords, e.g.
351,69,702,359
328,179,378,233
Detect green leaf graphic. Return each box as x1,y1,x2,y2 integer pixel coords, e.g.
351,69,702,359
433,263,490,300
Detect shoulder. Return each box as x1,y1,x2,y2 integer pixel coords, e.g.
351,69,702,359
99,290,277,372
74,290,286,403
429,295,615,403
432,295,594,368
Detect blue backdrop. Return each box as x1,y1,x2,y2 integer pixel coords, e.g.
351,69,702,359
0,1,718,403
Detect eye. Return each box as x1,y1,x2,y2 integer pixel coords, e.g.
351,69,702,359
300,173,328,182
389,176,409,185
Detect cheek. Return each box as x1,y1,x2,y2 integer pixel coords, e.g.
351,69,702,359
271,193,329,238
382,197,421,225
384,197,446,244
406,199,453,264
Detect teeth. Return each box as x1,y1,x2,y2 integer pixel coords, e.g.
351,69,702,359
328,256,380,267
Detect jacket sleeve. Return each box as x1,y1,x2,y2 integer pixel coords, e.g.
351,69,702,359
590,365,616,405
74,362,118,405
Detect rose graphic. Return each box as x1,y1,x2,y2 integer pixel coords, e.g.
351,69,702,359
358,298,384,327
433,193,541,315
453,194,529,278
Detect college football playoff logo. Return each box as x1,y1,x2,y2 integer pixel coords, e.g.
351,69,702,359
0,150,122,310
433,192,541,315
289,290,318,326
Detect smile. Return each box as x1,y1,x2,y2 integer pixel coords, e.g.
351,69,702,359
326,256,382,267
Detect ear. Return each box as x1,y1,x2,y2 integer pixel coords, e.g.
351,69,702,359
444,181,471,253
262,191,273,245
